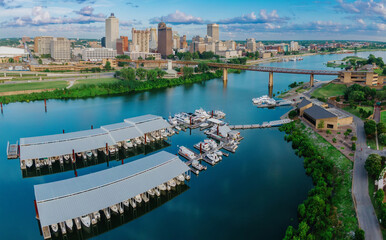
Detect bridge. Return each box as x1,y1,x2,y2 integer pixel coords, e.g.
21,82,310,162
116,59,341,87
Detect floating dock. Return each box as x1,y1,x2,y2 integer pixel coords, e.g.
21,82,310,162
34,151,190,239
229,119,292,130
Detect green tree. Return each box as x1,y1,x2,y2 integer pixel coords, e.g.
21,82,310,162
288,110,298,119
332,138,337,143
146,69,158,81
197,62,209,73
155,68,166,78
104,61,111,71
365,154,382,178
120,67,136,81
352,142,356,151
8,58,14,63
182,66,194,79
378,123,386,135
192,52,199,59
38,58,43,64
183,52,192,60
298,221,310,239
351,136,357,141
349,90,365,102
364,120,377,137
354,228,365,240
283,226,295,240
136,68,147,80
298,203,306,219
375,189,384,206
379,133,386,145
317,120,325,129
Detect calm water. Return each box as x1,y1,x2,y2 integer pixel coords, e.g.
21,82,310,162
0,51,384,239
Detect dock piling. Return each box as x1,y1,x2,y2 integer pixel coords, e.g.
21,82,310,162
63,129,65,134
34,200,39,219
91,125,93,129
106,143,109,167
0,102,3,114
44,99,47,112
200,143,202,155
121,159,124,165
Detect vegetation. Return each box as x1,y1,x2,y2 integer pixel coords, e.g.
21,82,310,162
364,120,377,138
0,81,67,93
382,111,386,124
311,83,347,99
365,154,383,179
280,121,358,239
289,81,304,89
228,57,248,65
342,106,373,120
288,110,298,119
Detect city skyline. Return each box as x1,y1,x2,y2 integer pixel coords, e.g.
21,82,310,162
0,0,385,41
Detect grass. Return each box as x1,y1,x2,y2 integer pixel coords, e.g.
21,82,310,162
302,125,358,237
381,111,386,124
0,81,67,93
343,106,373,120
73,78,121,88
311,83,347,99
368,177,386,239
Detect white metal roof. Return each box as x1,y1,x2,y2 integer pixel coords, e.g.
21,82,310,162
34,151,189,227
19,115,171,160
0,46,27,57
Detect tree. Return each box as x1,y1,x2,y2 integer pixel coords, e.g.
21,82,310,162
349,90,365,102
332,138,337,143
8,58,14,63
364,120,377,137
197,62,209,73
288,110,298,119
336,96,341,102
136,68,147,80
375,189,384,206
192,52,199,59
317,120,325,129
354,228,365,240
379,133,386,145
365,154,382,178
182,66,194,79
351,136,357,141
120,67,135,81
104,61,112,71
352,142,356,151
146,69,158,81
116,55,130,59
378,123,386,135
38,58,43,64
344,131,350,139
155,68,166,78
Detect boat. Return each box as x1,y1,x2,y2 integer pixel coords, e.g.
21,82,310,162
109,146,117,155
110,204,119,215
117,142,122,148
103,209,110,220
124,140,133,149
185,174,191,181
147,188,155,197
204,139,218,149
135,137,142,145
214,110,226,118
80,215,91,228
207,153,220,163
177,174,185,182
142,193,149,203
123,200,130,208
65,219,73,232
26,159,33,168
191,160,206,171
175,126,182,131
195,108,211,118
158,183,167,191
154,188,161,197
76,152,82,159
50,223,59,235
94,211,100,221
175,178,181,185
135,194,142,204
216,151,223,159
92,150,98,158
167,179,176,188
63,155,70,163
81,152,87,160
86,151,92,159
130,198,137,208
119,204,124,214
252,95,276,105
178,146,197,160
59,156,64,165
59,222,67,235
74,218,81,230
200,122,209,128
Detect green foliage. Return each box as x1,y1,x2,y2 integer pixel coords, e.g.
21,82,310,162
378,122,386,135
197,62,209,73
326,130,332,134
335,96,341,102
289,81,304,89
118,68,136,81
379,133,386,145
104,61,111,71
135,68,147,80
364,120,377,137
351,136,357,141
228,57,247,65
116,55,130,59
317,120,325,129
332,138,337,143
146,70,158,81
375,189,385,206
182,67,194,79
344,84,376,105
288,110,298,119
365,154,382,178
352,142,356,151
192,52,199,59
354,229,365,240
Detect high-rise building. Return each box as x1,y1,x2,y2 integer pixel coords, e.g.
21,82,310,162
34,36,53,55
172,32,180,49
149,28,158,50
290,41,299,51
180,35,188,49
207,23,219,42
157,22,173,58
246,38,256,52
116,36,129,54
105,13,119,50
50,37,71,60
101,37,106,47
131,28,150,52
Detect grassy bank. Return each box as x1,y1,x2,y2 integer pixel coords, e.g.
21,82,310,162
343,106,373,120
0,71,223,104
382,111,386,124
73,78,121,87
311,83,347,99
281,121,357,239
0,81,67,93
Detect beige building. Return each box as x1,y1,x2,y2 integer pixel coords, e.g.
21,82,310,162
225,40,236,51
180,35,188,49
50,37,71,60
149,28,158,50
246,38,256,52
105,13,119,50
125,52,161,60
290,41,299,51
34,36,53,55
173,32,180,49
207,23,219,42
132,28,150,53
339,71,382,86
216,50,242,59
82,48,117,61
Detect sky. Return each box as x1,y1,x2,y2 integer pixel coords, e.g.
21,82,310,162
0,0,385,41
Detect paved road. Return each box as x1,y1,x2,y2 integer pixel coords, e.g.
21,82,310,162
352,116,383,240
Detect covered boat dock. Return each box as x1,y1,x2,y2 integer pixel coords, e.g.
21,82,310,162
34,151,190,239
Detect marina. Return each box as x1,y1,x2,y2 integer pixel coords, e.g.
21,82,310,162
34,151,190,239
252,95,293,108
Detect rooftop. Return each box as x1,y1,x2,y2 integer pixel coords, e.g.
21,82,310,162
297,98,312,109
303,105,337,120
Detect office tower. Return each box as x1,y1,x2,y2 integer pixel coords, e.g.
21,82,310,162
34,36,53,55
246,38,256,52
116,36,128,54
105,13,119,50
131,28,150,52
149,28,158,50
50,37,71,60
180,35,188,49
290,41,299,51
172,32,180,49
207,23,219,42
157,22,173,58
101,37,106,48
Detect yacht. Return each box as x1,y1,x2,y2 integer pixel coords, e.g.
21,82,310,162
252,95,276,105
192,160,206,171
124,140,133,149
167,179,176,188
92,150,98,158
207,153,220,163
93,211,101,221
135,138,142,145
50,223,59,235
216,151,223,159
65,219,73,232
185,174,191,181
215,110,226,118
59,156,64,165
59,222,66,235
26,159,33,168
80,215,91,228
130,198,137,208
158,183,167,191
76,152,82,159
141,193,149,203
110,204,119,215
177,174,185,182
81,152,87,161
123,199,130,208
86,151,92,159
64,155,70,163
178,146,197,160
135,194,142,204
168,116,178,125
147,188,155,197
195,108,211,119
109,146,117,155
204,139,218,149
200,122,209,128
154,188,161,197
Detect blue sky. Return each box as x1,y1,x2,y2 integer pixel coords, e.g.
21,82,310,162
0,0,385,41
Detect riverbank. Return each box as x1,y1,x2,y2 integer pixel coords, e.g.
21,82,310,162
280,121,358,239
0,71,226,104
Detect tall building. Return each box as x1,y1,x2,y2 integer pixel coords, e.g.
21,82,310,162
290,41,299,51
105,13,119,50
157,22,173,58
172,32,180,49
34,36,53,55
207,23,219,42
149,28,158,50
180,35,188,49
116,36,129,54
131,28,150,53
246,38,256,52
50,37,71,60
101,37,106,48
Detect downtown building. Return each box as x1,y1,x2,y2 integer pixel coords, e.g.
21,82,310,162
157,22,173,58
82,48,117,61
207,23,219,42
34,36,54,55
149,28,158,50
105,13,119,50
132,28,150,53
50,37,71,61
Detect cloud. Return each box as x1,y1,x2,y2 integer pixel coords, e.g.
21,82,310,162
126,2,139,8
149,10,205,25
218,10,289,24
0,0,22,9
1,6,106,27
335,0,386,21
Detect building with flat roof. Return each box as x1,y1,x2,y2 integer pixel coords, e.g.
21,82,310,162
34,36,54,55
50,37,71,61
82,48,117,61
180,35,188,49
132,28,150,53
339,71,383,86
246,38,256,52
105,13,119,50
158,22,173,58
149,27,158,50
207,23,219,42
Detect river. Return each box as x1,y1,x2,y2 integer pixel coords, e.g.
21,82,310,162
0,51,384,239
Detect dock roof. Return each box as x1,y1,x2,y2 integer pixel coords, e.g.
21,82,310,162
19,114,171,160
34,151,189,227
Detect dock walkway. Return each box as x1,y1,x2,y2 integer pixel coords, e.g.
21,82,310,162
229,119,292,130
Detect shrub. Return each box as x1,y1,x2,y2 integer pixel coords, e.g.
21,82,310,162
332,138,337,143
364,120,377,137
365,154,382,178
352,142,356,151
288,110,298,119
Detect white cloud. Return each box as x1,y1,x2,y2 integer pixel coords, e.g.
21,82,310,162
149,10,204,25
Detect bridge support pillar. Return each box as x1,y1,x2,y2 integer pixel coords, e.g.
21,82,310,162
223,68,228,82
310,74,314,87
268,72,273,87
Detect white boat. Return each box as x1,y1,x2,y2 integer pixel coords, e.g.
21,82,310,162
147,188,155,197
117,142,122,148
64,155,70,163
119,204,124,214
177,174,185,182
204,139,218,149
59,156,64,165
185,174,191,181
135,138,142,145
82,152,87,160
92,150,98,158
76,152,82,158
59,222,67,235
123,200,130,208
65,219,73,232
86,151,92,159
135,194,142,204
178,146,197,160
192,160,206,171
175,126,182,131
80,215,91,228
158,183,167,191
215,110,226,118
195,108,211,118
200,122,209,128
154,188,161,197
124,140,133,149
216,151,223,159
26,159,33,168
207,153,220,163
130,198,137,208
110,204,119,215
252,95,276,105
167,179,176,188
51,223,59,234
109,146,117,155
94,211,100,221
142,193,149,203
